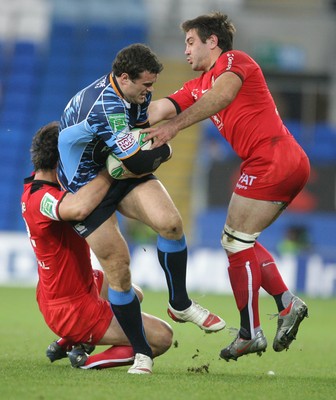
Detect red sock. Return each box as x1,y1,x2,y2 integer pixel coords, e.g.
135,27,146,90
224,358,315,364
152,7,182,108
228,247,261,337
254,242,288,295
83,346,134,369
56,338,73,351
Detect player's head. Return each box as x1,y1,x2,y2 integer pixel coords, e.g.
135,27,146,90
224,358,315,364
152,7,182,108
112,44,163,104
31,122,59,171
112,43,163,80
181,12,236,52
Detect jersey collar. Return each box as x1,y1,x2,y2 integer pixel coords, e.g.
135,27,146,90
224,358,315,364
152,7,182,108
109,73,125,99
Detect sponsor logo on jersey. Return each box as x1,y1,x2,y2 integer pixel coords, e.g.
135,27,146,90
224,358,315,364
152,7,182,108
95,77,106,88
211,114,224,130
40,193,59,220
108,113,127,132
226,53,234,70
116,132,136,152
191,88,200,100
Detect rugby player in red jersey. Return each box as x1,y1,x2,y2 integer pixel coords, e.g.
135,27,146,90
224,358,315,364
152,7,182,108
145,12,309,361
21,122,172,371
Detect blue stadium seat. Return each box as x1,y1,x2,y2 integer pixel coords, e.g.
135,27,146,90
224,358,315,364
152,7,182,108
0,18,150,231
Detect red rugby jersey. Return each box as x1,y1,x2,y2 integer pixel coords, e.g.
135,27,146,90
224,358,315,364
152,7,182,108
169,50,291,160
21,176,94,304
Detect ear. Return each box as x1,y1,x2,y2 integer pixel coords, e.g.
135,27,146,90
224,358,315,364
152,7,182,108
119,72,131,85
208,34,219,49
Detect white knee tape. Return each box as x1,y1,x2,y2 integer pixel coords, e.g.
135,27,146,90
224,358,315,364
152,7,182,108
221,224,260,253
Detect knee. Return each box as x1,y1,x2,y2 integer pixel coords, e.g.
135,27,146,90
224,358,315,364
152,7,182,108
156,214,183,240
98,254,132,291
152,321,173,357
221,224,260,254
133,284,144,303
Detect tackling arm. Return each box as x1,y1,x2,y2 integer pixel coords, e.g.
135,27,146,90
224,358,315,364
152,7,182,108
58,170,112,221
144,72,242,148
122,143,172,175
148,98,178,126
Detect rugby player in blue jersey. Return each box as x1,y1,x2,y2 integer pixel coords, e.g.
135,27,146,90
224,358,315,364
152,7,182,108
57,44,225,374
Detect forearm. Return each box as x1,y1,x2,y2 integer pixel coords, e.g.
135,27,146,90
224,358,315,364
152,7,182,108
123,144,172,174
169,71,241,131
149,98,177,126
59,171,112,220
172,90,231,131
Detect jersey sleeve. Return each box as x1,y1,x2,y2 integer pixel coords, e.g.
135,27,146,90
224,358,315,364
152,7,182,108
167,79,198,112
39,188,67,221
214,51,256,82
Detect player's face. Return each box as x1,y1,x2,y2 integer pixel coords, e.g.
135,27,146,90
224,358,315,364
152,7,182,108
184,29,213,72
123,71,157,104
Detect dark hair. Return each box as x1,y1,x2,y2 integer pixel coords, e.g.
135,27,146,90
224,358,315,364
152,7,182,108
31,121,59,171
181,12,236,51
112,43,163,80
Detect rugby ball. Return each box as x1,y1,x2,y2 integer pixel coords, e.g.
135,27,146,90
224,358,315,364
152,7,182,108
132,128,153,151
106,128,152,179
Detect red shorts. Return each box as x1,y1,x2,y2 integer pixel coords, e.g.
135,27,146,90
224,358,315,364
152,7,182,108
234,136,310,203
37,269,113,344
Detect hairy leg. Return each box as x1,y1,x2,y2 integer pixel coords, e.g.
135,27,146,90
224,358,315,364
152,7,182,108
86,213,152,358
117,179,183,240
118,180,191,309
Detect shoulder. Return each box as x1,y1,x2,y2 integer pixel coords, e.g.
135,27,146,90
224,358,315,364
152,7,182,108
215,50,260,80
217,50,254,66
34,182,66,220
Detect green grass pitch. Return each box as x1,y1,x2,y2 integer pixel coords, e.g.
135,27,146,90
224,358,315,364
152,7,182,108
0,287,335,400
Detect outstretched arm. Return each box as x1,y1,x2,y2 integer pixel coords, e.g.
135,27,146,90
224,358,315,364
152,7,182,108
148,98,177,126
144,72,242,148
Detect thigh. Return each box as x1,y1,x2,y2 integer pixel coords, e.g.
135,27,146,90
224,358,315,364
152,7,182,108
117,179,182,235
226,192,284,233
86,213,127,259
86,213,132,290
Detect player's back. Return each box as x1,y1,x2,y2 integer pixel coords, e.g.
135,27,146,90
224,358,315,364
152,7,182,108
22,178,94,302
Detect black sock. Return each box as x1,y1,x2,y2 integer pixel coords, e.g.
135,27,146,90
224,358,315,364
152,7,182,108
239,306,252,339
273,293,285,312
108,288,152,358
157,235,191,310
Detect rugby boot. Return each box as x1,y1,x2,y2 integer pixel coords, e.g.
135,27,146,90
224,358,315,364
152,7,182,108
220,330,267,361
46,341,68,363
273,296,308,352
68,345,88,368
167,301,226,333
127,353,153,374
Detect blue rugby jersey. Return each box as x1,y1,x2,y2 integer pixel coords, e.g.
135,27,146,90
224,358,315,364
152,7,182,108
57,73,150,193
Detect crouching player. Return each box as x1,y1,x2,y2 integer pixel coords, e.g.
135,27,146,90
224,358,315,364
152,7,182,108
21,122,172,371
